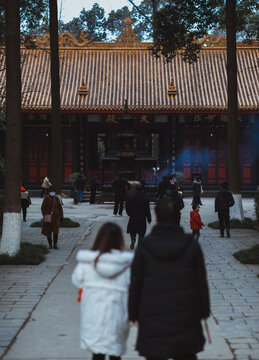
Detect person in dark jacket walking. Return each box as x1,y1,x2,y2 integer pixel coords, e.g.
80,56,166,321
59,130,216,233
163,184,184,225
90,175,98,204
126,184,152,249
215,182,235,238
112,175,130,216
75,173,86,204
157,176,170,200
192,176,203,206
128,199,210,360
41,187,64,249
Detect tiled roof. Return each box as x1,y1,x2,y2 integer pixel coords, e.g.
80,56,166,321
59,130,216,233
0,22,258,112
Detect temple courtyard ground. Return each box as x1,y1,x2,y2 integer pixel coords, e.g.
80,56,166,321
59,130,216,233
0,197,258,360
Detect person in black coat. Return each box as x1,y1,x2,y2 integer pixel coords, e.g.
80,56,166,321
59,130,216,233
157,176,170,200
192,176,203,206
89,175,98,204
163,184,184,225
112,175,130,215
126,184,152,249
129,199,210,360
215,182,235,238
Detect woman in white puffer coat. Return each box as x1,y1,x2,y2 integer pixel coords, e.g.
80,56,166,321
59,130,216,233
72,222,134,360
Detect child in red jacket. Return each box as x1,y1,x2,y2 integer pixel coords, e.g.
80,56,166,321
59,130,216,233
190,204,205,241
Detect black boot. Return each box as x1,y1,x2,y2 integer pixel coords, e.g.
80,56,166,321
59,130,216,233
226,229,230,238
47,238,52,249
53,234,59,249
130,236,136,250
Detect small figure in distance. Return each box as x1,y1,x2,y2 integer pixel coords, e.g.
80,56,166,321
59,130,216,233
21,184,31,222
41,176,52,198
126,184,151,250
75,173,86,205
41,187,64,249
190,203,205,241
129,199,210,360
192,176,203,206
215,182,235,238
112,174,130,216
72,222,134,360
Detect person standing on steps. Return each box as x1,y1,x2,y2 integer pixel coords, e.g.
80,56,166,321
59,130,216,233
75,173,86,204
128,199,210,360
41,187,63,249
215,182,235,238
126,184,151,250
72,222,134,360
112,174,130,216
192,176,203,206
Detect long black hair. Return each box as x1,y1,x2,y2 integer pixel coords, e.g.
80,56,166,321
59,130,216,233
91,222,125,266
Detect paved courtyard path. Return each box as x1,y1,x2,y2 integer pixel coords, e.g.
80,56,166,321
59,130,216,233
0,197,258,360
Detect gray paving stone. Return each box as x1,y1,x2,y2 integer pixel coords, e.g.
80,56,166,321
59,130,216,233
1,197,259,360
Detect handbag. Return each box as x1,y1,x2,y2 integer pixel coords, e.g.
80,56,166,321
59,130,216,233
43,214,52,223
43,198,56,223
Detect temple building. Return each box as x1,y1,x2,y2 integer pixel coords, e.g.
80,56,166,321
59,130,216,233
0,18,259,188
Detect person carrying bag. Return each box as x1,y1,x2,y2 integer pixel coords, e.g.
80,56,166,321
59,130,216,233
41,187,63,249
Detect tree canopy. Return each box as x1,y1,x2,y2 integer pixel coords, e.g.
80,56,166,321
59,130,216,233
151,0,258,63
0,0,48,46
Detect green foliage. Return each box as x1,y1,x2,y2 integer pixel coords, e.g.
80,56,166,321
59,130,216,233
215,0,259,40
79,3,107,41
106,7,131,38
0,0,48,46
0,242,49,265
255,195,259,224
152,0,219,63
208,217,255,229
233,244,259,264
150,0,259,63
31,217,80,228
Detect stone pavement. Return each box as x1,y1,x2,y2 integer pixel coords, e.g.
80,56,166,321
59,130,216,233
0,197,258,360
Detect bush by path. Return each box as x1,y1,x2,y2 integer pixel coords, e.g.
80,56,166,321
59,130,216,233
31,217,80,228
0,242,49,265
208,217,254,229
233,244,259,264
255,195,259,225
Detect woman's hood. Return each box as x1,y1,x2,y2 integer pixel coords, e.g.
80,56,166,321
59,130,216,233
143,224,193,261
76,250,134,278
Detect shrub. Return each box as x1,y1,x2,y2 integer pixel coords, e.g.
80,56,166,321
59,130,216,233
0,242,49,265
31,217,80,228
208,217,254,229
255,194,259,225
233,244,259,264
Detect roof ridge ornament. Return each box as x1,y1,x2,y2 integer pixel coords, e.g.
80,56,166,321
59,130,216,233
34,31,93,48
200,35,227,47
168,79,177,97
115,17,141,47
78,79,88,96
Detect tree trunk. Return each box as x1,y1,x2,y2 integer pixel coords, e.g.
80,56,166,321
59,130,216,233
226,0,244,221
49,0,62,194
0,0,22,255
